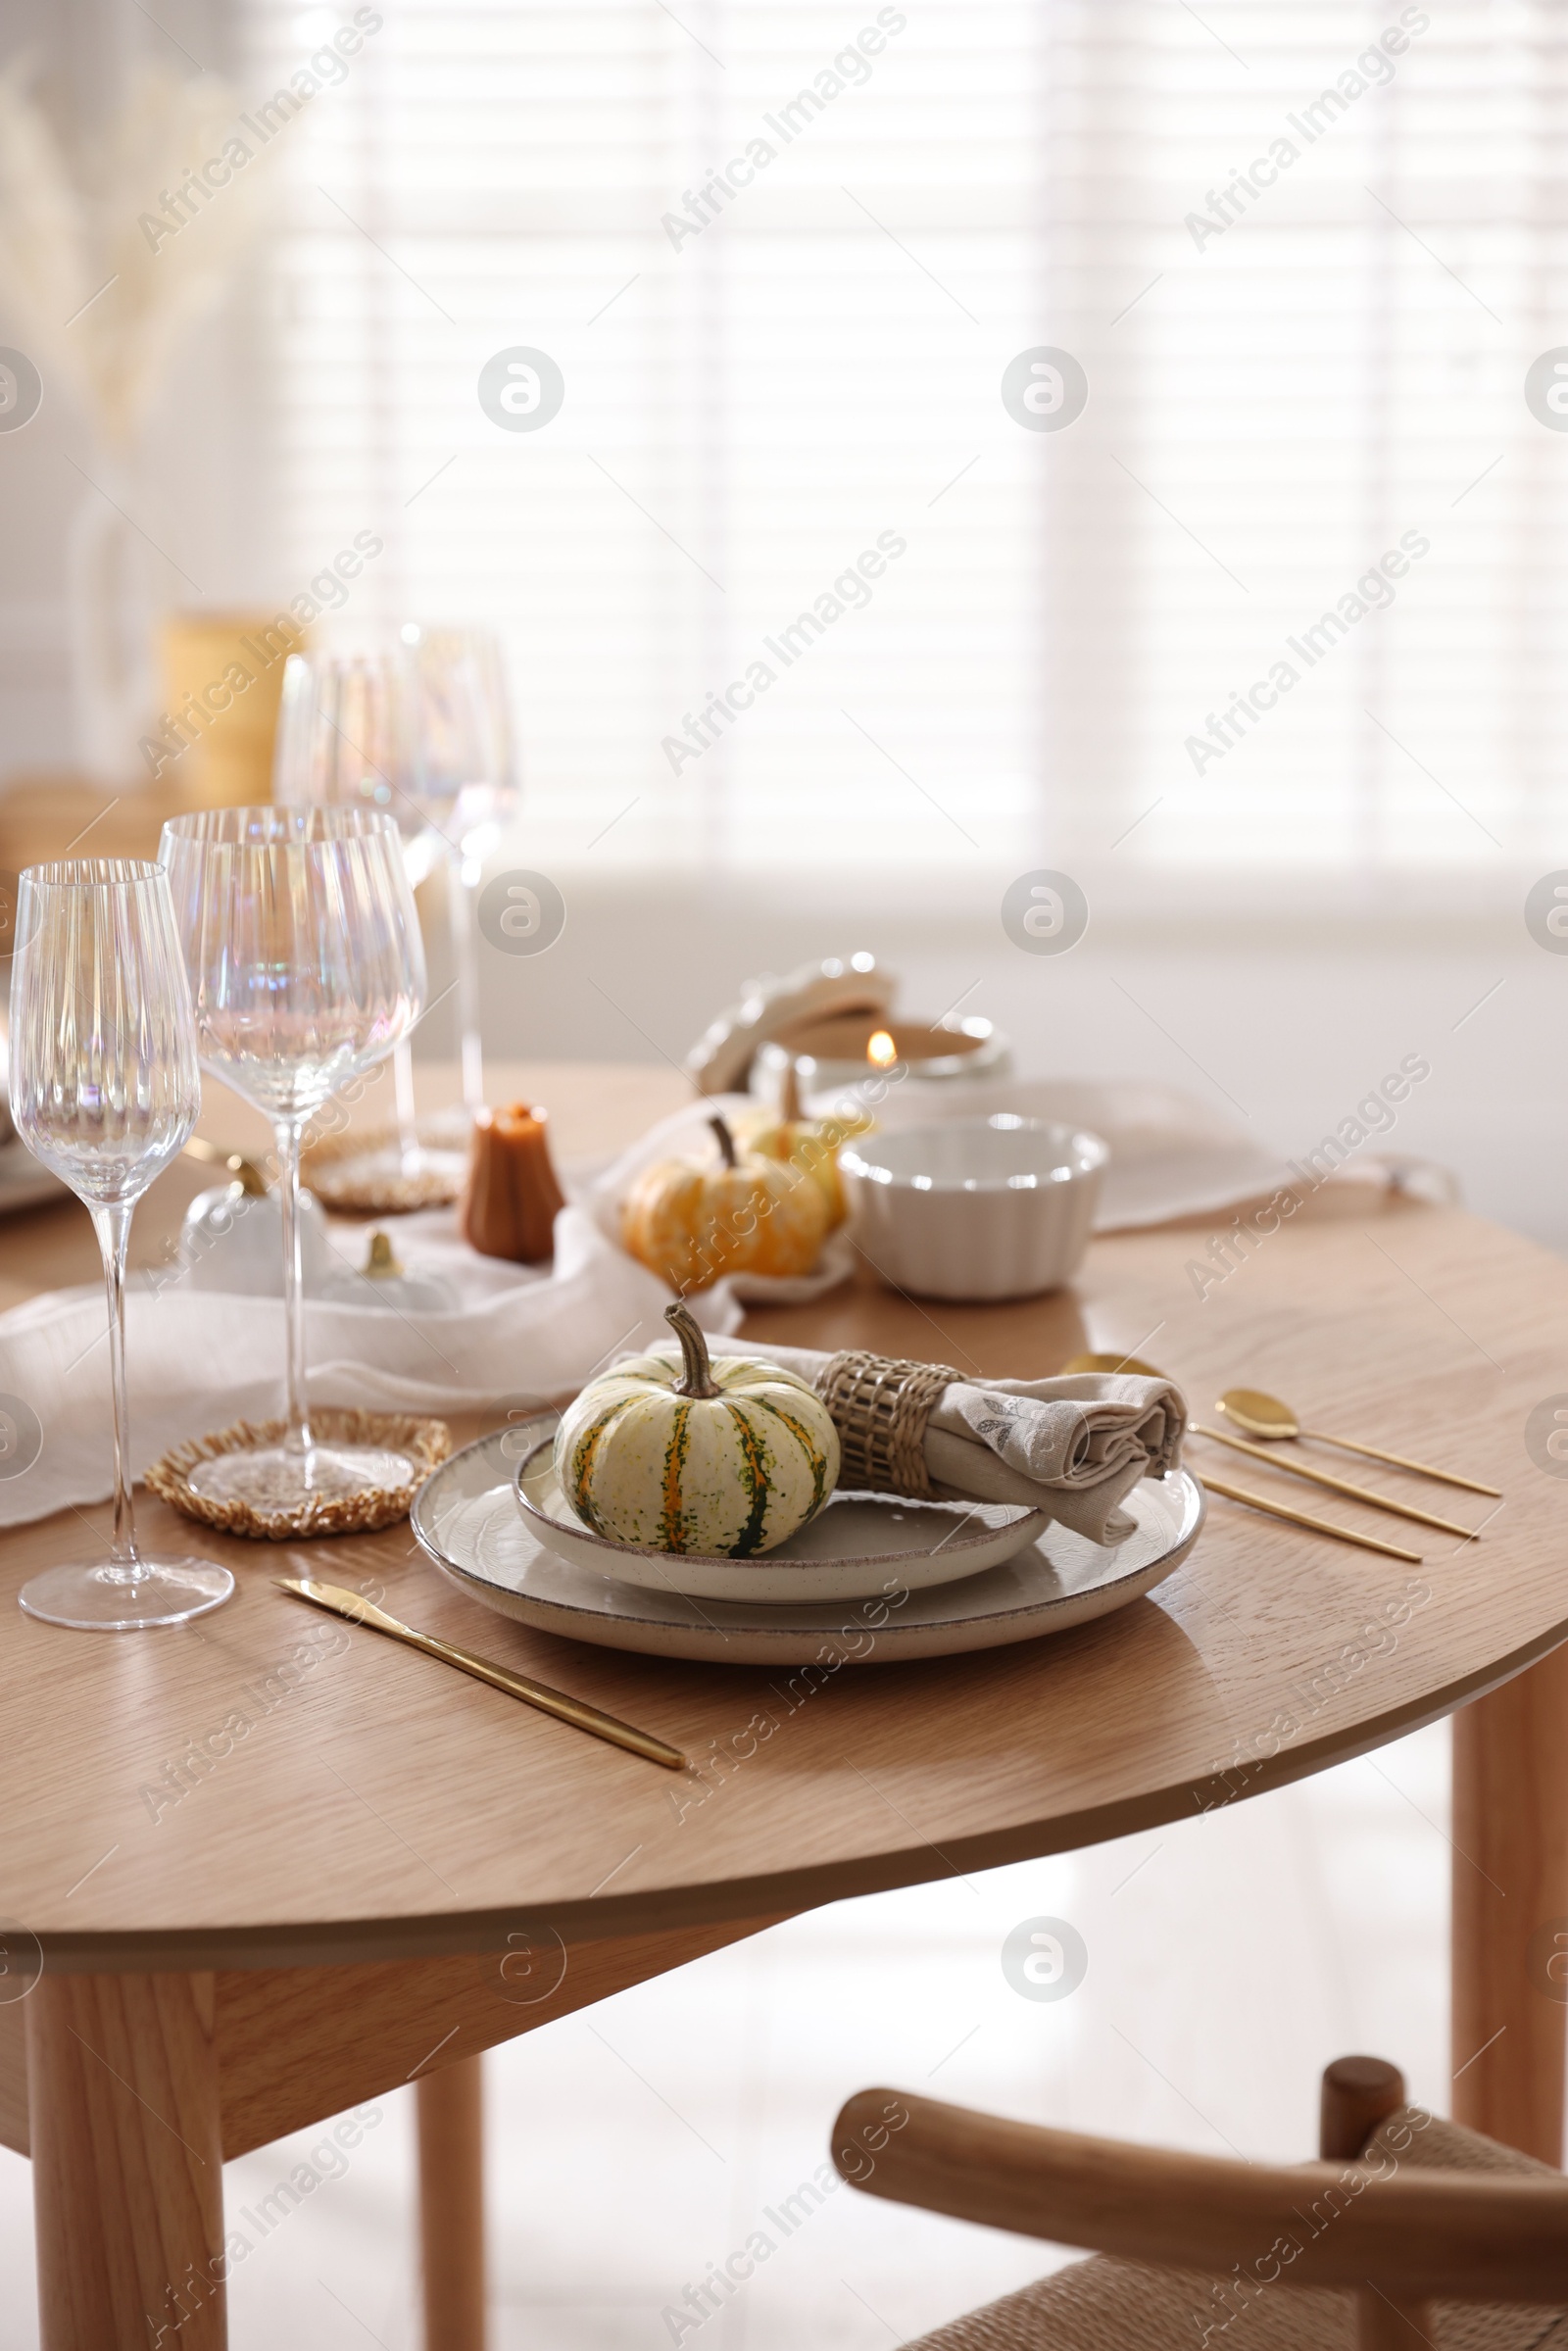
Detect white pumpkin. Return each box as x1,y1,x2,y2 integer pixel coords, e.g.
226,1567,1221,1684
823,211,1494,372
554,1302,840,1557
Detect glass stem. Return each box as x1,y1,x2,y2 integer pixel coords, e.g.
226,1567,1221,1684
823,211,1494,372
453,853,484,1114
393,1037,421,1178
275,1119,313,1456
89,1201,142,1580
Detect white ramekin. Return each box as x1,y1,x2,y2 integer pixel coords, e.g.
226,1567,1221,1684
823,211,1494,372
840,1115,1108,1300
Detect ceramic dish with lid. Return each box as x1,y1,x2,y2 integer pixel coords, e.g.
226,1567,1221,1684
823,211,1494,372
841,1114,1108,1300
751,1013,1009,1099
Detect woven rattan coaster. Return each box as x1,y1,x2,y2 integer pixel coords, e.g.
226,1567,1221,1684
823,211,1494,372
813,1349,958,1498
302,1113,471,1215
146,1409,452,1541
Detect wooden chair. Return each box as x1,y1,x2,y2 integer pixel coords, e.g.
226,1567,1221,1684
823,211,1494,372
832,2056,1568,2349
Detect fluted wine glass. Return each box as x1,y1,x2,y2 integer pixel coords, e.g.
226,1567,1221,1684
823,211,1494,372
401,624,517,1113
9,860,234,1628
159,808,426,1511
274,649,443,1183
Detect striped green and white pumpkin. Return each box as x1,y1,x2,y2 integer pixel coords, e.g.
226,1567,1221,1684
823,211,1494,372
554,1302,840,1557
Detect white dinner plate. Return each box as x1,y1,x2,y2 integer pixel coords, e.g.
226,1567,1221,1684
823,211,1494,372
410,1427,1207,1667
512,1436,1049,1604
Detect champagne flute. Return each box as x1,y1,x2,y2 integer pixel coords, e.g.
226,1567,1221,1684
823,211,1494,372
274,650,442,1183
401,624,517,1114
159,807,426,1512
9,860,234,1629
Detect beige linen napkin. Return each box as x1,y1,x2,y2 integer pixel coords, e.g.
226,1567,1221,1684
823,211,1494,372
647,1343,1186,1545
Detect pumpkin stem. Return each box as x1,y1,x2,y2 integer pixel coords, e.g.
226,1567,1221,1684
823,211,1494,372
365,1230,405,1279
665,1299,721,1398
779,1059,803,1122
709,1114,738,1169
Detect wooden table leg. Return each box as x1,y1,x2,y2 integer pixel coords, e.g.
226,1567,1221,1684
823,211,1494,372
1452,1645,1568,2162
417,2054,487,2351
26,1969,225,2349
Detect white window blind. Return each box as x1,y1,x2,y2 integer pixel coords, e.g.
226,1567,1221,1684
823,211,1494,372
241,0,1568,880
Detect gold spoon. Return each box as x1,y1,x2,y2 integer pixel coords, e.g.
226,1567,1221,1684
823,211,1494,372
1060,1354,1424,1559
1218,1387,1500,1499
1191,1424,1478,1541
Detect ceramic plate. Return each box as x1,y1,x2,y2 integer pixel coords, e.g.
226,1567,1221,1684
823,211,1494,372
512,1435,1049,1604
410,1427,1207,1666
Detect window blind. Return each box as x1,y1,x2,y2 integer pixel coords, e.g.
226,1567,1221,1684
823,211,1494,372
241,0,1568,879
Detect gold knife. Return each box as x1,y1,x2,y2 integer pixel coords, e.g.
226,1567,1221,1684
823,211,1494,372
1191,1423,1477,1541
275,1578,686,1770
1199,1474,1423,1563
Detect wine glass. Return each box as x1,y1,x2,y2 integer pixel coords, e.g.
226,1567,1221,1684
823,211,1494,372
9,860,234,1629
274,650,443,1184
401,624,518,1113
159,808,426,1512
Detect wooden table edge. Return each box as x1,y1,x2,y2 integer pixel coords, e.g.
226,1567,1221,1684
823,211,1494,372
28,1611,1568,1978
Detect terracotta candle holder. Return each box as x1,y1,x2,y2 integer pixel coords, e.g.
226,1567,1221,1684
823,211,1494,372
461,1103,566,1264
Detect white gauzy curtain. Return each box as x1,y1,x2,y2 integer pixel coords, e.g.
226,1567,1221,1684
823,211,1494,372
239,0,1568,884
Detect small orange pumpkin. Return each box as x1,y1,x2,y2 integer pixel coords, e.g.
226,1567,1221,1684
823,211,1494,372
732,1064,870,1232
620,1115,829,1291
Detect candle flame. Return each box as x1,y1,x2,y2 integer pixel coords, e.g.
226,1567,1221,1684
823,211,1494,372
866,1028,897,1069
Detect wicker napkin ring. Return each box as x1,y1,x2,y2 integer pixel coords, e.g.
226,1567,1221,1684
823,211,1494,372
813,1349,959,1499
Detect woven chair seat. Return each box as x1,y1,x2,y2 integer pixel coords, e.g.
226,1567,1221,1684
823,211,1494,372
903,2111,1568,2351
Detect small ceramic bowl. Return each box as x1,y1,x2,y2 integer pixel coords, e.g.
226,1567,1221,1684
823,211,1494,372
840,1115,1108,1300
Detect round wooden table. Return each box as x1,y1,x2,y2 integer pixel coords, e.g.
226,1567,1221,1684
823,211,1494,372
2,1063,1564,2349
